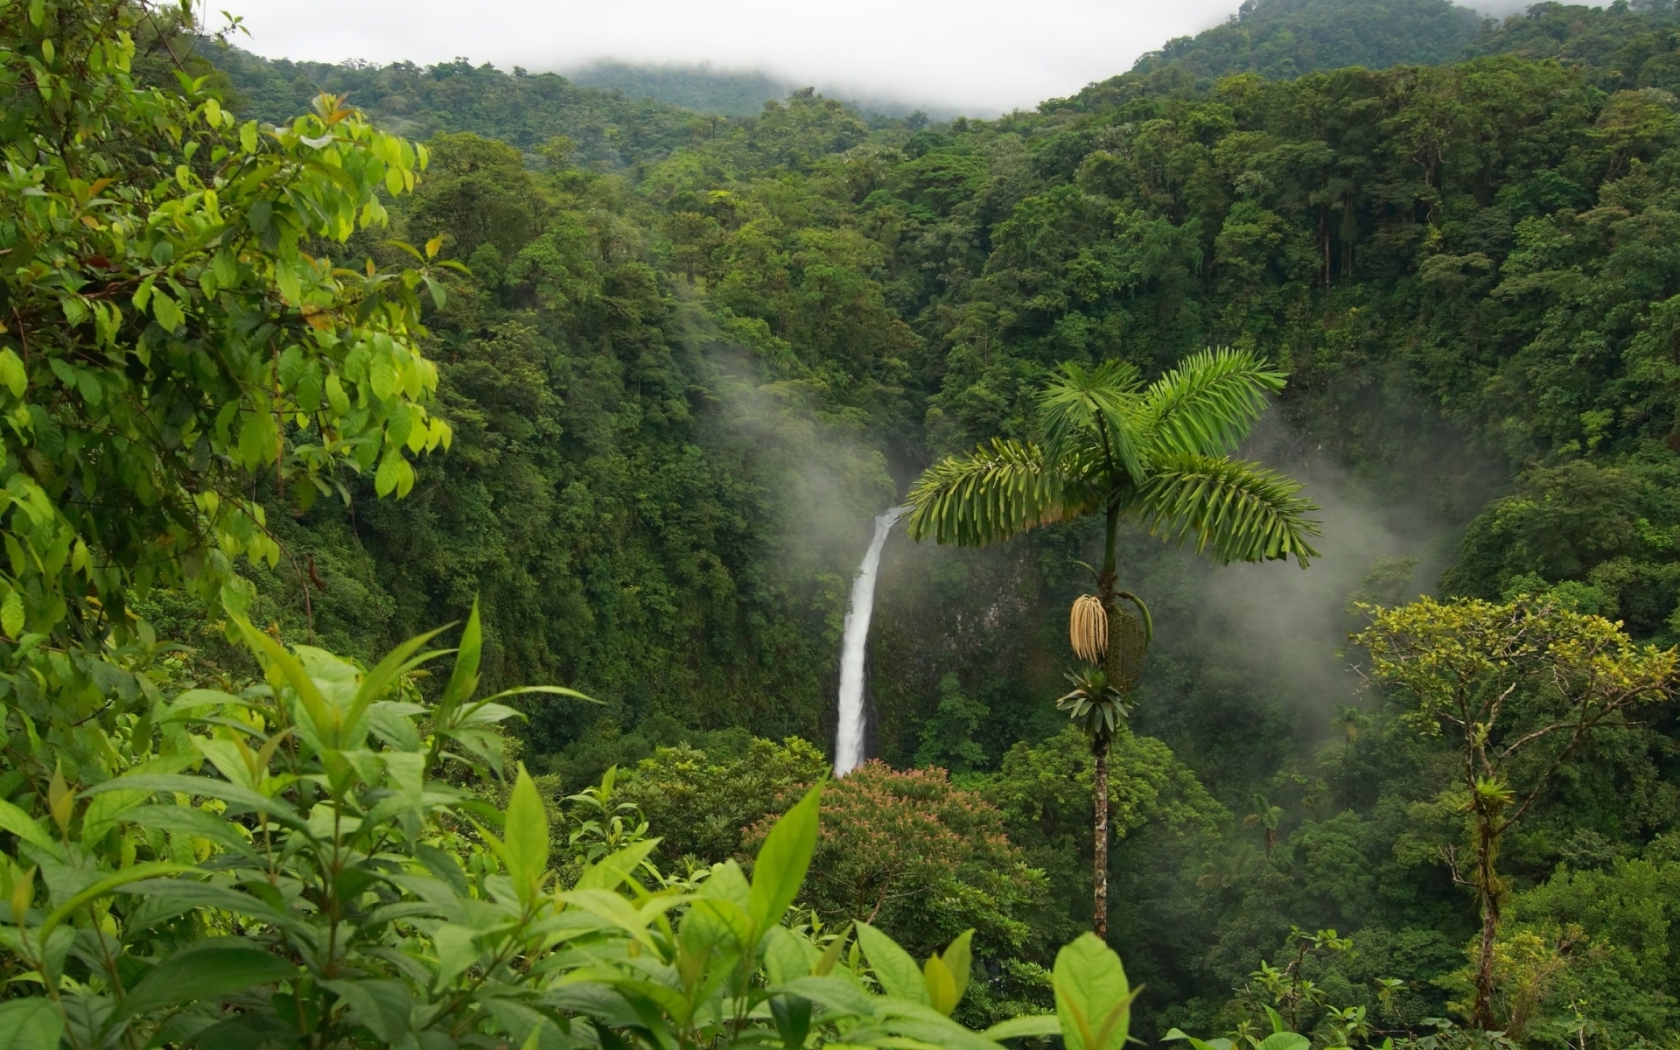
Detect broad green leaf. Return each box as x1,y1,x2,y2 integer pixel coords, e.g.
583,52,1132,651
231,618,336,745
763,925,816,985
942,928,974,1002
1053,933,1132,1050
776,974,877,1019
194,737,256,790
813,925,849,975
374,449,413,498
178,1013,292,1050
322,978,411,1041
0,798,59,854
553,888,664,946
431,923,479,989
125,878,288,926
110,940,294,1023
1163,1030,1233,1050
0,996,62,1050
81,774,305,831
770,995,811,1050
367,703,422,752
81,754,198,843
702,858,752,911
924,953,959,1016
0,349,24,399
326,372,349,414
575,838,658,892
437,597,483,721
502,764,549,904
682,886,755,961
236,411,276,470
872,998,1005,1050
856,921,927,1004
1255,1035,1310,1050
1,590,22,638
152,291,184,332
374,450,399,496
748,782,822,934
485,1001,558,1050
340,624,447,740
160,688,255,721
983,1015,1063,1041
368,354,398,400
39,862,190,942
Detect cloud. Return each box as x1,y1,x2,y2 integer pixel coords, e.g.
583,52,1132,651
215,0,1244,115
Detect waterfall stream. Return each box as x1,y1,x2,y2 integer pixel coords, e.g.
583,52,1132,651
834,504,904,775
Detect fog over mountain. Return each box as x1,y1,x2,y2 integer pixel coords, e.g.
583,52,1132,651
214,0,1260,114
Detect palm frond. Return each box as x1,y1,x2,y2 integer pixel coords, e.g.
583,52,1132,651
1128,453,1321,566
905,438,1099,546
1037,360,1149,486
1141,348,1287,459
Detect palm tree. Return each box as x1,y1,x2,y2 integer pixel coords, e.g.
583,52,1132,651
1243,793,1285,854
905,348,1321,939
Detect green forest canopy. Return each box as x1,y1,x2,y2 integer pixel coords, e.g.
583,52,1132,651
564,60,799,118
196,0,1680,1036
12,0,1680,1044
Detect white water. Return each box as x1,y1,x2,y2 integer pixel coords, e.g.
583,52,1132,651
834,504,905,776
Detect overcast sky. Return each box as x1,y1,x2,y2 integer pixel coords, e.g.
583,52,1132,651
213,0,1300,115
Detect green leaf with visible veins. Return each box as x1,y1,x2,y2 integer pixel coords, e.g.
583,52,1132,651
1053,933,1132,1050
110,940,294,1023
749,782,822,935
502,763,550,903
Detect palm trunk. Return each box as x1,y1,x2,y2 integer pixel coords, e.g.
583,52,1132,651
1093,733,1109,941
1098,502,1120,686
1091,502,1120,941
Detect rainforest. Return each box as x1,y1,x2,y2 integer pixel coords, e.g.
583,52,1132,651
5,0,1680,1047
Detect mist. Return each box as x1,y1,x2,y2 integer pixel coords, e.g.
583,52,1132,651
216,0,1249,115
669,296,895,595
1127,411,1497,749
1166,454,1444,717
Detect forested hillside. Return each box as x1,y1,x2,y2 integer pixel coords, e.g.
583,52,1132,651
1132,0,1488,81
564,60,796,118
8,0,1680,1048
205,43,714,167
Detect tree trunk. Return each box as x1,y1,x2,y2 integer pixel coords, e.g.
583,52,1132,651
1091,501,1120,941
1092,733,1110,941
1474,896,1498,1029
1473,816,1501,1028
1098,502,1121,686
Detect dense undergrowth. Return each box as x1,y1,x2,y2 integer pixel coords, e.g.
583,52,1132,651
9,0,1680,1045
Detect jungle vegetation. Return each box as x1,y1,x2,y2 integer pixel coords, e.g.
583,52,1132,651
7,0,1680,1046
563,61,798,119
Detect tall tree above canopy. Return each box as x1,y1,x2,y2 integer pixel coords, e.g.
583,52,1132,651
1354,595,1678,1031
905,349,1320,580
905,348,1321,941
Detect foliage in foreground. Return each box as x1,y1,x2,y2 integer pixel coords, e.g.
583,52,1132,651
12,0,1680,1045
0,606,1137,1050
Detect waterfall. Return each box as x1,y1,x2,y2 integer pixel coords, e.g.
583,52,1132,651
834,504,905,776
